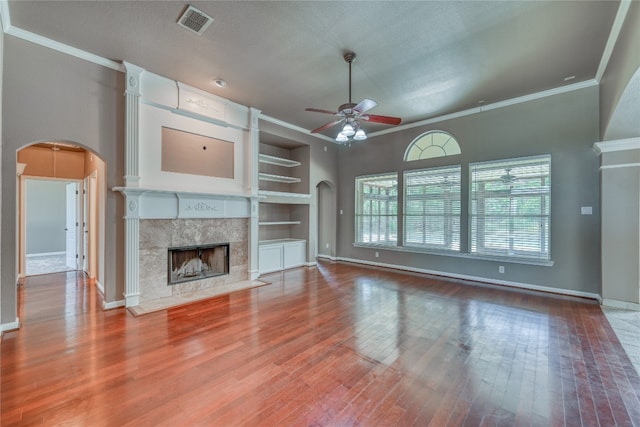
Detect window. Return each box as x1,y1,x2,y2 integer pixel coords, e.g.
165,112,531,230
404,131,461,161
404,166,461,251
355,173,398,245
470,155,551,260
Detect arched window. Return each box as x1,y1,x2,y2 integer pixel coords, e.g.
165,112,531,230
404,131,461,161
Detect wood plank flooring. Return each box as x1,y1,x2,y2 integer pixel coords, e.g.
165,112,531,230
2,262,640,426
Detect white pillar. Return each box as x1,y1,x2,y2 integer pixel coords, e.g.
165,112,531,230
122,61,145,306
248,107,261,279
123,193,141,307
123,62,144,188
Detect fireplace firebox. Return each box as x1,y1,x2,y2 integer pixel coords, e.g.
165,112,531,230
168,243,229,285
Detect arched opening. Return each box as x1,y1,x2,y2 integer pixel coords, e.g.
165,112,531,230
316,180,337,259
16,141,106,289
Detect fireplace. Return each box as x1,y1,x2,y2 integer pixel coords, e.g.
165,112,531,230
168,243,229,285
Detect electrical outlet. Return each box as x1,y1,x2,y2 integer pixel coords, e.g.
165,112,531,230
340,209,343,215
375,252,379,258
499,265,505,274
325,243,329,249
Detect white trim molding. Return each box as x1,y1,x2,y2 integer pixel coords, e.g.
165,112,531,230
5,26,124,72
603,299,640,311
0,0,11,32
337,257,602,303
600,163,640,170
595,0,633,82
102,299,126,311
594,137,640,153
1,317,20,332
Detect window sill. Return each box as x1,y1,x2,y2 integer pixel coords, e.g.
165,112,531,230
353,243,554,267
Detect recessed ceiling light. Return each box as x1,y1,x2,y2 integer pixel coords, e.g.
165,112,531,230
564,75,576,82
212,78,227,88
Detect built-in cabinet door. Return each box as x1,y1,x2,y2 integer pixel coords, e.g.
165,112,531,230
259,245,284,274
283,241,305,269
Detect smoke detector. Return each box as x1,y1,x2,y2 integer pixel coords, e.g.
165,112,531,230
177,5,213,35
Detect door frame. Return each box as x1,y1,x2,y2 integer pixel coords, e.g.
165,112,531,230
19,176,84,277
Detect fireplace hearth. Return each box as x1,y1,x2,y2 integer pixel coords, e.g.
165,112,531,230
168,243,229,285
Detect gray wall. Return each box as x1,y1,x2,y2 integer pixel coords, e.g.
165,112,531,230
337,86,601,295
600,1,640,140
25,180,67,254
2,36,125,323
600,147,640,304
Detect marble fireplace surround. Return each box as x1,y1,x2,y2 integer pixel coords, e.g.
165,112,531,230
140,217,247,303
114,187,261,309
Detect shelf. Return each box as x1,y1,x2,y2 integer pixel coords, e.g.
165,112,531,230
259,154,301,168
258,173,301,184
258,190,311,205
259,238,306,247
259,221,302,226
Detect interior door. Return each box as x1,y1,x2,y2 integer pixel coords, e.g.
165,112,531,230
65,182,78,270
83,178,89,273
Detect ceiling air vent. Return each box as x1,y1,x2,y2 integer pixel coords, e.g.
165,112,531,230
177,5,213,35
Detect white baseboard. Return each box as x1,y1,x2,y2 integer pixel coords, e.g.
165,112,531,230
1,317,20,332
95,280,105,295
317,254,337,261
102,299,125,310
26,251,65,258
336,257,602,303
305,261,318,267
602,299,640,311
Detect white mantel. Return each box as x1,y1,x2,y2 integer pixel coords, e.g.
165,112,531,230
112,187,254,220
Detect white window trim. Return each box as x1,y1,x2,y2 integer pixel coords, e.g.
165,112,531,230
468,154,551,262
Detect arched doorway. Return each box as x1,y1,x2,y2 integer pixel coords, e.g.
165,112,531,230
316,180,337,259
17,142,106,286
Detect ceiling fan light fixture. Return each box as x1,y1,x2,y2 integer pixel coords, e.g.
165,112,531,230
342,123,355,136
353,129,367,141
335,132,349,143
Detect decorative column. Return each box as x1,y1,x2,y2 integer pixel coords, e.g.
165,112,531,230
122,62,144,307
123,191,141,307
248,107,261,280
123,62,144,187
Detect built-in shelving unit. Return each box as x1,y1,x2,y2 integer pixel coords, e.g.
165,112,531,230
257,135,311,274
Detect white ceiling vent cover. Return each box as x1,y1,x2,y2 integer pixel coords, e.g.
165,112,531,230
177,5,213,35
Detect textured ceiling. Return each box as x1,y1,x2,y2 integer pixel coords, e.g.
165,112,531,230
7,1,620,139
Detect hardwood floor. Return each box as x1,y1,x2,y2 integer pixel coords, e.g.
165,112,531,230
2,262,640,426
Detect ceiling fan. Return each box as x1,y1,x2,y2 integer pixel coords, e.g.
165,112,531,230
306,52,402,144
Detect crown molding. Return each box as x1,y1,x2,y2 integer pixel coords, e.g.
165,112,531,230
370,79,599,138
5,25,124,72
0,0,10,32
596,0,633,82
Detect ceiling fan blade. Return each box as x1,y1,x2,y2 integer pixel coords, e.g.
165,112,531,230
305,107,339,115
361,114,402,126
310,119,343,134
353,98,378,114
